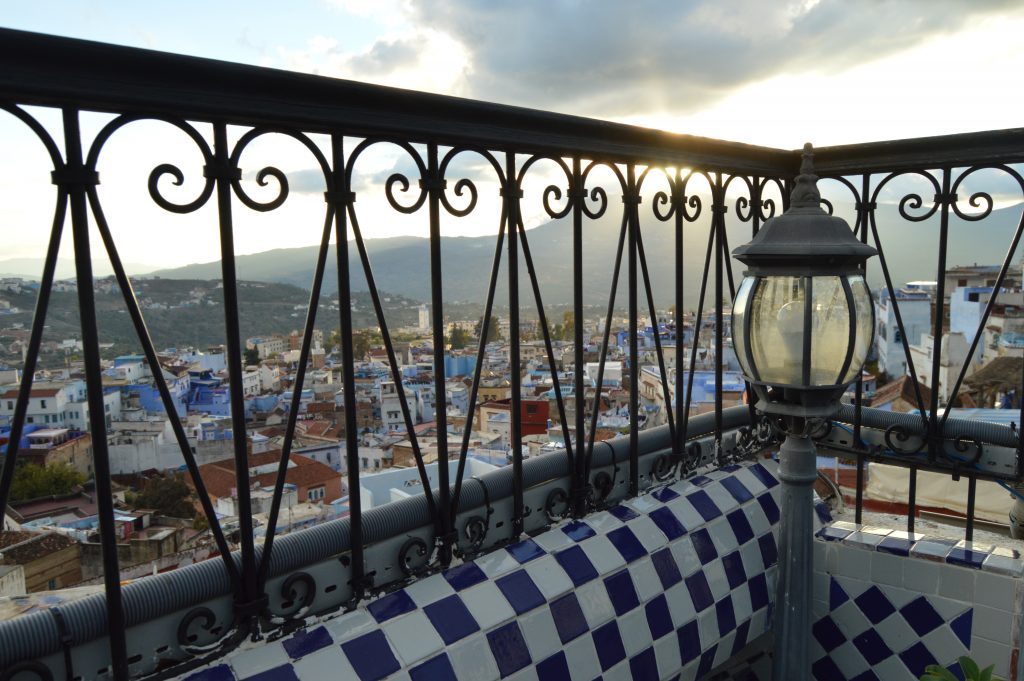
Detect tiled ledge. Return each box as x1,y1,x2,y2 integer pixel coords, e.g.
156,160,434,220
817,520,1024,577
177,461,783,681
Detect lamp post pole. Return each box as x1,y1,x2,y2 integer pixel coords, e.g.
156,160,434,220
772,430,818,681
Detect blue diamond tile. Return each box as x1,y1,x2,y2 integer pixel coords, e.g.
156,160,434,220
649,506,686,540
550,592,589,643
678,619,701,664
749,463,779,488
877,536,913,556
727,509,755,545
721,476,754,503
757,493,780,525
496,569,546,615
758,533,778,568
722,550,747,589
732,619,750,655
282,626,332,659
609,505,640,521
645,594,673,640
652,486,680,503
829,578,849,610
690,528,718,564
690,475,713,486
812,616,846,652
185,666,234,681
818,526,852,542
814,501,833,524
685,571,714,612
342,630,400,681
607,526,647,563
850,671,881,681
900,596,944,636
951,609,973,648
367,590,416,623
443,562,487,591
555,545,599,586
854,585,896,624
593,621,627,671
604,570,640,615
244,665,299,681
423,594,479,644
487,621,532,678
537,652,571,681
948,547,987,569
749,573,769,611
410,654,458,681
651,548,683,589
687,490,722,521
507,538,545,564
697,644,718,678
716,595,736,636
812,656,846,681
899,641,938,678
945,663,967,681
722,464,742,473
562,520,596,542
853,628,893,665
629,647,659,681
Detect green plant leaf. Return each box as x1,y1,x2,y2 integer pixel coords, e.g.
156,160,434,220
960,656,981,679
919,664,960,681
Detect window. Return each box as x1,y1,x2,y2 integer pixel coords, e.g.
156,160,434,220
526,404,538,415
307,486,325,501
958,278,968,286
40,399,47,408
894,330,902,343
6,401,11,410
47,579,57,590
26,417,33,424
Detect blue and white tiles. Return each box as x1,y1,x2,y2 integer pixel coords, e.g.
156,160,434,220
178,460,783,681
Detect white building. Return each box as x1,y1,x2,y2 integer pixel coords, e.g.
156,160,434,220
418,304,430,331
875,286,932,379
379,380,404,433
908,331,978,407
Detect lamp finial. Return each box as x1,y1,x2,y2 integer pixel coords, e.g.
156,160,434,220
790,142,821,209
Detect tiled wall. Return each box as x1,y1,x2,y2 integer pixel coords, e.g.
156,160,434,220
813,522,1024,681
178,461,783,681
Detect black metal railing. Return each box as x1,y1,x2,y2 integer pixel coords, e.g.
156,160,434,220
0,27,1022,681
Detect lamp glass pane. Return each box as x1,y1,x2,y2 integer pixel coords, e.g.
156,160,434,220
749,276,806,385
842,275,874,383
809,276,851,385
732,277,755,377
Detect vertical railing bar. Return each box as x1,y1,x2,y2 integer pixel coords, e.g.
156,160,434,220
854,453,864,525
506,152,524,538
257,204,335,589
450,216,507,519
634,222,675,444
716,207,759,431
673,173,685,460
853,174,871,452
62,108,129,680
347,210,439,521
928,169,953,461
627,165,640,496
210,121,259,614
941,207,1024,429
88,187,239,586
0,194,66,514
572,157,587,514
713,176,725,447
682,225,717,449
965,475,977,541
583,214,629,486
425,142,453,563
517,221,574,469
334,137,366,595
907,467,917,534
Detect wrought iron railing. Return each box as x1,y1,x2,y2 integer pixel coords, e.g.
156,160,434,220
0,27,1022,681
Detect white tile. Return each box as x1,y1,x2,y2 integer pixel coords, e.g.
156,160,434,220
813,539,827,570
982,552,1024,577
382,611,444,666
402,573,456,607
448,635,500,681
744,502,772,537
628,494,664,514
229,640,290,678
384,672,411,681
291,644,357,680
733,467,767,495
831,599,871,640
739,541,765,579
922,623,969,665
707,518,739,554
830,641,869,680
581,534,627,575
665,583,696,627
575,579,615,629
887,530,926,542
669,536,702,577
628,559,661,603
563,634,601,681
705,484,740,515
830,521,860,532
813,570,828,602
731,584,752,622
600,661,632,681
929,593,971,622
813,597,828,619
842,531,886,549
665,497,706,530
748,608,769,638
938,564,976,603
971,604,1013,643
677,658,701,681
871,656,910,680
712,632,736,667
462,580,516,630
870,551,904,588
629,515,671,553
524,555,573,601
653,631,682,678
323,609,377,641
585,511,625,534
619,608,652,657
518,608,561,663
873,609,918,653
902,556,940,595
475,546,522,579
704,561,730,600
505,667,539,681
833,542,872,579
880,585,916,609
910,540,953,563
532,526,575,553
969,636,1011,679
833,573,871,600
698,607,719,649
973,570,1017,612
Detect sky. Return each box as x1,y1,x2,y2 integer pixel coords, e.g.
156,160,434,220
1,0,1023,269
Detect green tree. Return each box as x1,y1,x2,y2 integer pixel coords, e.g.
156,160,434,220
9,463,86,501
447,326,472,350
243,346,260,366
475,315,502,343
552,311,575,341
127,473,197,519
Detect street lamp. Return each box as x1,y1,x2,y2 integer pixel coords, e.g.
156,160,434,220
731,143,876,681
